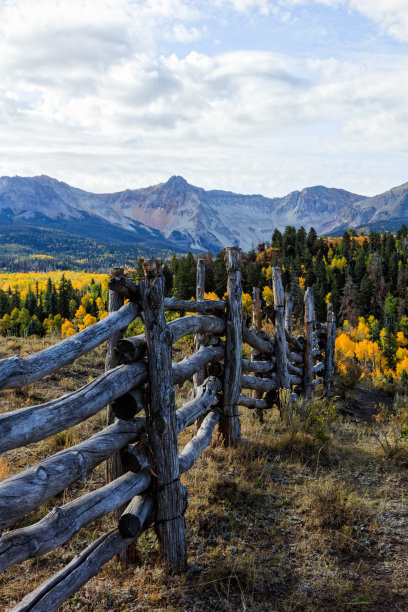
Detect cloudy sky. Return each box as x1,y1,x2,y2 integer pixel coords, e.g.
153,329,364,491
0,0,407,197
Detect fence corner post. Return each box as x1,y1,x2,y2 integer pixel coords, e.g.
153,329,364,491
222,247,242,446
303,287,315,401
139,261,186,571
272,268,290,390
325,302,336,397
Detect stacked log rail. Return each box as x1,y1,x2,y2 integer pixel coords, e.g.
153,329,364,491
0,255,336,612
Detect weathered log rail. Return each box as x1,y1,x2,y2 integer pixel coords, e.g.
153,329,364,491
0,254,336,612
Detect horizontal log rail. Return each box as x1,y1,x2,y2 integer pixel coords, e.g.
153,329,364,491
284,329,304,352
242,374,277,393
287,362,302,377
0,362,148,454
0,418,145,530
0,470,151,573
0,301,139,391
243,326,275,353
238,394,269,410
287,350,303,364
116,315,225,364
242,358,275,373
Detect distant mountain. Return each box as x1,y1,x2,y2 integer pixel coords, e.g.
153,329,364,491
1,174,407,252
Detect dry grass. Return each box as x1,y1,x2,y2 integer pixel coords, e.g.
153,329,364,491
1,335,408,611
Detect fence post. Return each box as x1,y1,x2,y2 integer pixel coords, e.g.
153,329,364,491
222,247,242,446
284,292,293,334
325,303,336,397
303,287,315,400
139,261,186,570
193,258,207,396
272,268,290,390
252,287,261,331
105,267,125,484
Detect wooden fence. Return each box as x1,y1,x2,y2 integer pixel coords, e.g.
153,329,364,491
0,247,336,611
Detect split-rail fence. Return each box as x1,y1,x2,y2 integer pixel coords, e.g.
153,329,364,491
0,247,336,611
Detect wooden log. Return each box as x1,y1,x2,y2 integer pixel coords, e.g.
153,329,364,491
325,303,336,397
105,272,126,490
313,361,324,375
284,328,304,352
118,494,154,539
252,287,261,330
312,348,322,359
289,374,302,386
0,418,145,530
10,529,141,612
112,387,146,420
304,287,315,401
140,274,186,570
178,411,220,473
238,394,269,410
164,297,225,313
176,376,222,433
272,268,290,389
287,349,303,364
173,345,224,385
193,259,208,398
0,361,148,454
0,301,138,391
222,247,242,446
0,470,150,573
241,374,277,392
121,441,150,473
242,358,275,373
287,362,303,377
243,326,275,354
284,292,293,333
312,376,323,388
315,322,327,330
107,274,139,300
116,315,225,364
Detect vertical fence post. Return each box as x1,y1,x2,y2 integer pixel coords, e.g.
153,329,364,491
105,267,125,484
272,268,290,390
284,292,293,334
222,247,242,446
303,287,315,401
139,261,186,570
193,259,207,397
252,287,261,331
325,303,336,397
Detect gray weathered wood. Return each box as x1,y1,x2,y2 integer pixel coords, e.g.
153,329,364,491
252,287,261,330
140,273,186,570
164,296,225,313
238,394,269,410
222,247,242,446
193,259,209,397
284,292,293,333
241,374,277,393
287,362,303,376
118,495,154,539
243,326,275,354
0,361,148,453
312,347,322,358
242,358,275,373
289,374,302,386
172,345,224,385
284,328,304,352
313,361,324,374
0,418,145,530
105,271,126,489
325,303,336,397
10,529,140,612
303,287,315,400
176,376,222,433
287,349,303,364
0,470,150,572
272,268,290,389
0,301,138,391
116,315,225,363
312,376,323,389
178,411,220,473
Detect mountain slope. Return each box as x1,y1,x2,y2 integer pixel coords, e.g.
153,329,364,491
1,174,407,252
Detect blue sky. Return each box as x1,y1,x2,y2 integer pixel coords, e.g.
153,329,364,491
0,0,407,197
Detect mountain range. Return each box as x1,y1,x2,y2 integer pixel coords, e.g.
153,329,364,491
1,174,408,253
